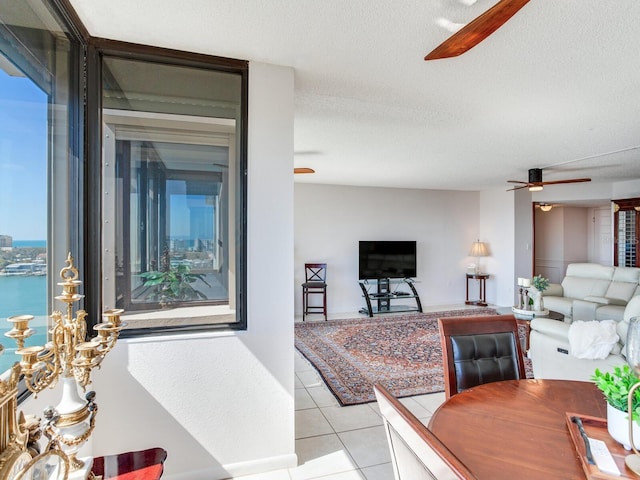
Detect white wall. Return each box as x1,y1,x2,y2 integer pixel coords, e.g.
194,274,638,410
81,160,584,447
23,62,296,480
294,184,487,314
479,189,516,307
535,207,590,283
514,188,534,302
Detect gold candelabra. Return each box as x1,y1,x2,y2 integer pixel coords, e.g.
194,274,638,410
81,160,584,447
0,253,126,477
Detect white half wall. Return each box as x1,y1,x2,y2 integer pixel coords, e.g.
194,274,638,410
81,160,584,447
23,61,296,480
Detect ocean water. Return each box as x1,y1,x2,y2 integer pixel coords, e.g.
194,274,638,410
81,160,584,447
0,276,48,372
12,240,46,248
0,275,47,318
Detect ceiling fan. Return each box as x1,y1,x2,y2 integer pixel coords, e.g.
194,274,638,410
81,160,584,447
425,0,531,61
506,168,591,192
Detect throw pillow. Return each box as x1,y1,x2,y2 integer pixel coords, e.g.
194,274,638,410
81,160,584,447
568,320,619,360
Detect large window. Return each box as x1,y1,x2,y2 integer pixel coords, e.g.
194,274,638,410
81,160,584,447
0,1,82,373
98,52,247,332
613,198,640,267
0,3,248,383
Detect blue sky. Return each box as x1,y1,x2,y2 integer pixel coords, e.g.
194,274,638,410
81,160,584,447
0,70,48,240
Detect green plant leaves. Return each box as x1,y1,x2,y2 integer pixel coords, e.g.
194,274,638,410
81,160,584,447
593,365,640,424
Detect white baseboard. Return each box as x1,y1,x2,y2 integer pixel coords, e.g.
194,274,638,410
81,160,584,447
163,453,298,480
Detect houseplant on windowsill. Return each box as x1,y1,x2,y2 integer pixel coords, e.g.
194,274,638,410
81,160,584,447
139,263,211,307
592,365,640,450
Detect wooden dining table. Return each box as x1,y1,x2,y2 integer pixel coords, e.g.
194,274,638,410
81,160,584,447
428,379,608,479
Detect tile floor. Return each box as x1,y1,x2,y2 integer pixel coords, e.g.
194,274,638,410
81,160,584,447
237,306,478,479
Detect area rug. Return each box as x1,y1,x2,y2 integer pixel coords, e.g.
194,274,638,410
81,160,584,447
294,308,533,405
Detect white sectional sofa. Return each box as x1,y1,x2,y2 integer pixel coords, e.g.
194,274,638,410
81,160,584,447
529,296,640,381
542,263,640,322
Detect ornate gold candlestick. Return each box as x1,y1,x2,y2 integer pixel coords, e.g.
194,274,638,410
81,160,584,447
1,252,126,476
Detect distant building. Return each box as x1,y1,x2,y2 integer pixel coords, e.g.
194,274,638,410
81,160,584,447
0,235,12,248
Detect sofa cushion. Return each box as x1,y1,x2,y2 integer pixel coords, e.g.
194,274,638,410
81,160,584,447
561,277,610,300
612,267,640,284
616,296,640,349
595,305,626,322
565,263,614,280
605,281,638,304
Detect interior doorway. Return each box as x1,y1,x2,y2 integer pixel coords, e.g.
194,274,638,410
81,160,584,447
533,203,612,283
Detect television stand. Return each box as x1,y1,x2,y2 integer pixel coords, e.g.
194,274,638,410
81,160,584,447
358,278,422,317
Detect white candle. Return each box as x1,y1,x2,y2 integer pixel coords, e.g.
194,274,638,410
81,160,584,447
522,278,531,287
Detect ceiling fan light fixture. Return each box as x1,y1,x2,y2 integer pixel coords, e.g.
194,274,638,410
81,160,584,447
528,185,543,192
539,204,553,212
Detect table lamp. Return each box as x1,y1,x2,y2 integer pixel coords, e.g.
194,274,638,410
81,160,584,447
468,240,489,274
625,316,640,474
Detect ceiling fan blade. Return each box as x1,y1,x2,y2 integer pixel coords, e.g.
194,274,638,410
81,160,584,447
425,0,530,61
540,178,591,185
507,180,529,184
294,167,315,174
506,184,530,191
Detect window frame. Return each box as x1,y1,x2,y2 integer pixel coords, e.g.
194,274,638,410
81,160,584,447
613,198,640,268
85,39,249,336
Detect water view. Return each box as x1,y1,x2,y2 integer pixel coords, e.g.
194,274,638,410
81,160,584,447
0,273,48,372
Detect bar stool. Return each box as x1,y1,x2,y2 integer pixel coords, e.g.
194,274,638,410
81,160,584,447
302,263,327,321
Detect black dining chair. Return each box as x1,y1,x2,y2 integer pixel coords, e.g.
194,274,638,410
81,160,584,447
437,314,526,399
302,263,327,321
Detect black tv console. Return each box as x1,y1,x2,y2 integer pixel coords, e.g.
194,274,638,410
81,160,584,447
358,278,422,317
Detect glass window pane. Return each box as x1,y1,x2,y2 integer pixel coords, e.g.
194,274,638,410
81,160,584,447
0,1,75,372
101,56,245,330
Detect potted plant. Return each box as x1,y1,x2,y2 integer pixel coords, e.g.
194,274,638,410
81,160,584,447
139,263,211,307
528,275,549,311
531,274,549,292
592,365,640,450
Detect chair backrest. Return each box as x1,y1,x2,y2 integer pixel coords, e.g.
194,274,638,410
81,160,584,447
304,263,327,283
92,447,167,479
373,384,477,480
438,314,526,399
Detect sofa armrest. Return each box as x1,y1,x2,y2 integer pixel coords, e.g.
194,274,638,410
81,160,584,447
530,317,570,341
543,283,563,297
572,299,600,322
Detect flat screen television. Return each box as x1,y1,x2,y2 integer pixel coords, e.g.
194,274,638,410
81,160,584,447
359,241,417,279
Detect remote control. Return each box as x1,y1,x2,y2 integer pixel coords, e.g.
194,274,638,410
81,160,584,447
588,437,621,476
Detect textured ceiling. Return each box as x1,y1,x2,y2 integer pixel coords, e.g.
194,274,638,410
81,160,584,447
69,0,640,194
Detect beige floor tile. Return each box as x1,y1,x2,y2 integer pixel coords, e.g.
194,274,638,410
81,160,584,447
411,391,446,414
360,462,395,480
338,425,391,469
296,369,325,389
320,404,382,433
295,408,334,439
307,385,339,407
296,388,318,410
292,434,358,480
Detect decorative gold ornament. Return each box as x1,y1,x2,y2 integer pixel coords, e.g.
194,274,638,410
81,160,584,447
0,253,125,479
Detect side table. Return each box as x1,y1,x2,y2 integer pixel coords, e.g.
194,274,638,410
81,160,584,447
465,273,489,306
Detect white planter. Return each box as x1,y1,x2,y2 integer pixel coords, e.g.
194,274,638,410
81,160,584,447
607,403,640,450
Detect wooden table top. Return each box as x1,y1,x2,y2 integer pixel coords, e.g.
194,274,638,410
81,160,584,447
428,379,607,479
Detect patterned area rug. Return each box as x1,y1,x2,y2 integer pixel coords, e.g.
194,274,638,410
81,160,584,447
295,308,532,405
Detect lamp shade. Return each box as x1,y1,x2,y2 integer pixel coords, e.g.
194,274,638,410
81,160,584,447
469,241,488,257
